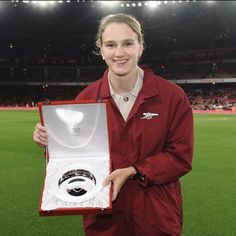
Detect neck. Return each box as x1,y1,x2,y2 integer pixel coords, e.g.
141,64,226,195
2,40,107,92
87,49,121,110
109,66,139,95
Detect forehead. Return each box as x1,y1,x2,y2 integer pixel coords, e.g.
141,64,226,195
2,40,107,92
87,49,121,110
102,22,138,42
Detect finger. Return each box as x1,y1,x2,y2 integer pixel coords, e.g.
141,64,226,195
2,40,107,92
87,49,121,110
33,137,47,147
35,124,47,137
38,130,48,139
112,190,118,201
102,176,119,201
34,123,48,143
102,175,112,187
33,130,47,142
37,142,47,148
36,122,46,131
111,180,120,201
33,131,48,147
38,139,48,146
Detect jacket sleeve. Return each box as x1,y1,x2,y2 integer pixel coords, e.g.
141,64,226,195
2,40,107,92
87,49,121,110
134,91,194,186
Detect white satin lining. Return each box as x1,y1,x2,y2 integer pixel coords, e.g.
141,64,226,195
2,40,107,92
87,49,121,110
46,105,100,149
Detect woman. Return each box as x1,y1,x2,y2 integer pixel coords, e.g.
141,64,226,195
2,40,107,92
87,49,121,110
34,13,194,236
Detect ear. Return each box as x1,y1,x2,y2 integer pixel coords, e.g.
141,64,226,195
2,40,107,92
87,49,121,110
101,49,105,60
138,44,143,58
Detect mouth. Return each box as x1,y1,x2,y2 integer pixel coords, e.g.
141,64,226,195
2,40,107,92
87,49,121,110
113,59,128,66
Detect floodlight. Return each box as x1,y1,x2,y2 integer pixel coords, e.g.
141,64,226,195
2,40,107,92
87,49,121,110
31,1,58,8
147,1,157,8
100,1,119,7
37,2,49,7
48,1,56,5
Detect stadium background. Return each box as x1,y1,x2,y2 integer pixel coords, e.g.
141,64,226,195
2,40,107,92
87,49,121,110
0,1,235,236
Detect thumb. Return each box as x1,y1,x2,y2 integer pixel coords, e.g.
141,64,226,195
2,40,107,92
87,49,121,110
102,175,113,187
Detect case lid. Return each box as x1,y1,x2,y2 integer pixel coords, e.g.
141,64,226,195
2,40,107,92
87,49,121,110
40,102,109,159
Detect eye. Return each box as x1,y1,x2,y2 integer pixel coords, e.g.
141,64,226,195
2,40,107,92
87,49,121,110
105,43,115,48
124,41,134,47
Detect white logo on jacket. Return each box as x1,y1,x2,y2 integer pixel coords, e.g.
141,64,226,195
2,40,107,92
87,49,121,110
140,112,159,120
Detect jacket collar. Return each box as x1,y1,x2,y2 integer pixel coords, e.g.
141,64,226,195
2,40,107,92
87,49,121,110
100,67,159,100
108,67,143,97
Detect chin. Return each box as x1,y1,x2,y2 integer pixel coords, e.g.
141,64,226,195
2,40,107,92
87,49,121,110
114,72,129,77
112,68,130,77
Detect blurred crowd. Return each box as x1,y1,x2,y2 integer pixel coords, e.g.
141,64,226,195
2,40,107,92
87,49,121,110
185,87,236,111
1,48,236,111
1,85,236,111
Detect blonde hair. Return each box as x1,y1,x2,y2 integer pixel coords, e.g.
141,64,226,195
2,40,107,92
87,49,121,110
95,13,144,50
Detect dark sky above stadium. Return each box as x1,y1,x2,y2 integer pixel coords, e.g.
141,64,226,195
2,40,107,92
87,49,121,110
0,1,235,56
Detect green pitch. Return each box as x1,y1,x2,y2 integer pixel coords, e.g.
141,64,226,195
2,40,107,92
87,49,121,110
0,111,235,236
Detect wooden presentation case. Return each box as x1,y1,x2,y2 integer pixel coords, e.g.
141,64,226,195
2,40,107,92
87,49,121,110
38,100,112,216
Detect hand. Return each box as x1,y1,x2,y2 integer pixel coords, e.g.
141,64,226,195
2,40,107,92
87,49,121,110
33,123,48,148
103,166,136,201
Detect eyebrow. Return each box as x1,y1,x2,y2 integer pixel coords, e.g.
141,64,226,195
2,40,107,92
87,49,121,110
104,39,135,44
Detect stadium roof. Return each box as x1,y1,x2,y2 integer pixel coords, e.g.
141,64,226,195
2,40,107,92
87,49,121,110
0,1,236,56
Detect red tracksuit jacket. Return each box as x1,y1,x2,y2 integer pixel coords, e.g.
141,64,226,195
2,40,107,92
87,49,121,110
75,67,194,236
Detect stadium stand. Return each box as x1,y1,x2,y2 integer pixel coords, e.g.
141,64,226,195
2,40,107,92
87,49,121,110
0,1,236,111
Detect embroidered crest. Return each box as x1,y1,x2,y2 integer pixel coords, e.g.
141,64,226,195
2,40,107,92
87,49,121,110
140,112,159,120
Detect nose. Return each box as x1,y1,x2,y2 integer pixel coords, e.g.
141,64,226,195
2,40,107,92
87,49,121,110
115,45,125,57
